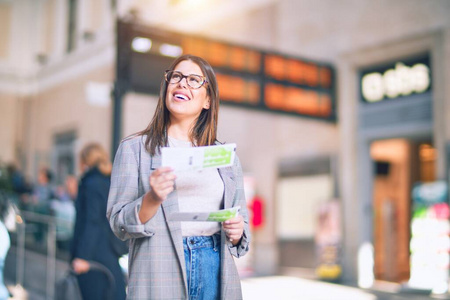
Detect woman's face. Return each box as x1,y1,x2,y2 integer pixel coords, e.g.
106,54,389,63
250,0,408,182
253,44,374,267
165,60,210,122
38,170,48,185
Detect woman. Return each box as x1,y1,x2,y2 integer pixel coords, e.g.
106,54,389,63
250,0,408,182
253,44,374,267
107,54,250,299
71,143,126,300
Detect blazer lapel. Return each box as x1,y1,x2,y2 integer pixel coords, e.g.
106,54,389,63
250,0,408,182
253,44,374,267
218,166,237,299
218,167,237,209
161,191,187,292
151,153,188,293
150,154,161,170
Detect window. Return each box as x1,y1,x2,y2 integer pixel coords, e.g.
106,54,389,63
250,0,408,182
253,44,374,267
53,131,77,184
67,0,77,52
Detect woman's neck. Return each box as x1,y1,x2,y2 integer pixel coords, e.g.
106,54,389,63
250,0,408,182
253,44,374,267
167,120,194,141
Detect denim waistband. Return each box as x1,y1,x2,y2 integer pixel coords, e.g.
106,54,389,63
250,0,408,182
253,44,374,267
183,233,221,250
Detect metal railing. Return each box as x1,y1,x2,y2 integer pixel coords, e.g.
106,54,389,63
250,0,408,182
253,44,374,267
9,210,74,300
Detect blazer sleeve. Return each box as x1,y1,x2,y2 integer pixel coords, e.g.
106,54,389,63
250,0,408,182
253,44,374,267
107,139,155,240
228,155,251,258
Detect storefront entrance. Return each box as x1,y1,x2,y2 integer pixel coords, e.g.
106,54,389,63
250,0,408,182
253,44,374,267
276,157,335,278
370,138,436,283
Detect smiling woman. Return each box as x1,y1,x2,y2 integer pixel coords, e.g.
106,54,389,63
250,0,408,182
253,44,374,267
165,60,211,125
138,54,220,155
107,54,251,300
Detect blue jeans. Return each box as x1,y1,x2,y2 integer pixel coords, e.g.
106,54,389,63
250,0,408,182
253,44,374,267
183,234,221,300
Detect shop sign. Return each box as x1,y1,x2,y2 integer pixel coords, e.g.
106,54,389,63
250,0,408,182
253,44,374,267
360,55,431,103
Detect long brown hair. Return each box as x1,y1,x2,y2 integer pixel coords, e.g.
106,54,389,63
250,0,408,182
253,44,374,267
79,143,112,176
137,54,219,156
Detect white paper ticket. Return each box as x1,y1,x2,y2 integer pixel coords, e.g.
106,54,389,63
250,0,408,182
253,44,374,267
167,206,240,222
161,143,236,171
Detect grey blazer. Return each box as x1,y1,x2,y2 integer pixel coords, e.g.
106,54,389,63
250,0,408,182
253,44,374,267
107,135,251,299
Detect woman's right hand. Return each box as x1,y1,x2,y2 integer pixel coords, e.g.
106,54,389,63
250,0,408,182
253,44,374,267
139,167,176,223
147,167,176,203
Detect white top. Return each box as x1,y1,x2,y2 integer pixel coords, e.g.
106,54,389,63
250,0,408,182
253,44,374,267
0,221,9,258
0,221,9,300
168,136,224,237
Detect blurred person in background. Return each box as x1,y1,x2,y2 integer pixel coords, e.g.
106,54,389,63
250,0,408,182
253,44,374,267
6,164,31,198
71,143,126,300
107,54,250,299
29,167,55,244
29,167,54,213
51,176,78,251
64,175,78,202
54,175,78,203
0,192,11,300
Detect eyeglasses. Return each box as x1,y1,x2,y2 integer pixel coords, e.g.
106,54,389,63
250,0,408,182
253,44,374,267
164,70,208,89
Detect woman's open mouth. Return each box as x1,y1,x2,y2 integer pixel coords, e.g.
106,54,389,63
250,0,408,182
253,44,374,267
174,93,190,101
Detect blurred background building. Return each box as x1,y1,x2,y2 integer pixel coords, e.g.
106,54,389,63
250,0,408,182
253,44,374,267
0,0,450,298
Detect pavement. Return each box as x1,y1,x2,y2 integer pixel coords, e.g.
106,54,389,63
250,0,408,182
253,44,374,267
7,274,444,300
241,276,441,300
242,276,377,300
7,275,442,300
5,246,448,300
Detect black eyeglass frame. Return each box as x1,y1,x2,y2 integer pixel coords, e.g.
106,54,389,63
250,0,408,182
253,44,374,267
164,70,208,89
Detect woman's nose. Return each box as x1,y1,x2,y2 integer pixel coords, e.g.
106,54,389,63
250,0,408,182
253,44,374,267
177,77,188,88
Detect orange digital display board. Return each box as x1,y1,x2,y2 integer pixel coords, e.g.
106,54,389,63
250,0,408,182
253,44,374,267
180,36,334,119
124,21,335,121
216,74,260,105
182,38,261,74
265,83,332,117
265,54,332,88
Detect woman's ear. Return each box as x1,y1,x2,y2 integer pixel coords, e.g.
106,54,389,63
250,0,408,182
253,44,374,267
203,98,211,110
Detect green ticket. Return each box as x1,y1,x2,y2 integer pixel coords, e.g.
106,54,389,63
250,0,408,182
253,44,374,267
161,143,236,171
206,206,241,222
168,206,241,222
203,145,234,168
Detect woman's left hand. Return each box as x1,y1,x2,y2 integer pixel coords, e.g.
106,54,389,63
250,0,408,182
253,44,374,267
223,215,244,246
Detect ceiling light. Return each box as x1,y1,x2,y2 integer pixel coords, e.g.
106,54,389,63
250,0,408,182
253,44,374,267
160,43,183,57
131,37,152,53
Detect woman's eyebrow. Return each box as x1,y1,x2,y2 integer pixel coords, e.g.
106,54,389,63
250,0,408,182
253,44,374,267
174,70,204,77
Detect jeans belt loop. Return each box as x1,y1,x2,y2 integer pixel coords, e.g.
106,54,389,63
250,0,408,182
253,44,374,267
212,233,220,250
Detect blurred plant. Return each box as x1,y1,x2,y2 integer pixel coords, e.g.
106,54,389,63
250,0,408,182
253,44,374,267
0,163,13,192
